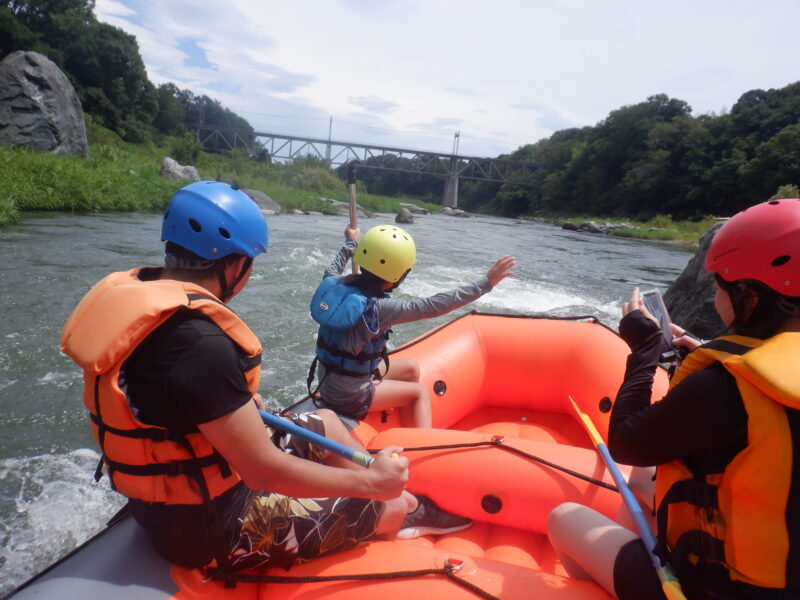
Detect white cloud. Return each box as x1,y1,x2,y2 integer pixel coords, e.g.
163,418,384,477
95,0,800,157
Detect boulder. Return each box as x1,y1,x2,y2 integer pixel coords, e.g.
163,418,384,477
160,157,200,182
395,207,414,224
244,189,281,215
562,221,635,234
399,202,428,215
664,222,726,339
0,51,88,157
318,197,372,218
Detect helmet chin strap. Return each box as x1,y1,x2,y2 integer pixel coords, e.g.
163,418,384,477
217,257,253,302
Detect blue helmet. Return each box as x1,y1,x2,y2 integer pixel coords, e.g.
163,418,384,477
161,181,268,259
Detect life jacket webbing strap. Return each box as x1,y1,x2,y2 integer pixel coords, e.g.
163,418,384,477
700,339,753,356
103,452,226,478
671,530,726,567
89,413,194,441
186,292,223,305
210,563,501,600
655,478,719,564
316,336,384,361
367,439,618,492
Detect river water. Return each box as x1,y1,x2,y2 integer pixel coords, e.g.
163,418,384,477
0,211,691,593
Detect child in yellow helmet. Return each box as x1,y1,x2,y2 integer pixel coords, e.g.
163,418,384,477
308,224,515,428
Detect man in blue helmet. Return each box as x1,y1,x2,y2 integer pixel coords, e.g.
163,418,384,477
62,181,468,576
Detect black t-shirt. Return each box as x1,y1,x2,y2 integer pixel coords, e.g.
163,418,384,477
123,310,253,428
121,309,256,567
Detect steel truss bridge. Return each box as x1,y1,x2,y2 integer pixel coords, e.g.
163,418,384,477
194,126,537,185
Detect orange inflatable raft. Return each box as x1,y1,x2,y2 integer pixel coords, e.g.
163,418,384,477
8,313,669,600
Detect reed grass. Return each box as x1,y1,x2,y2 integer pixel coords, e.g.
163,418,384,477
0,120,439,226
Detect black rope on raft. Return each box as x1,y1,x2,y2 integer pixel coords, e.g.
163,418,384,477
210,560,500,600
367,437,619,493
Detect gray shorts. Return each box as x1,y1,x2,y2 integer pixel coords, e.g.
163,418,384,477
316,364,376,420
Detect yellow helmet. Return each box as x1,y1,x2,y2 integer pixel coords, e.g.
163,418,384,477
354,225,416,283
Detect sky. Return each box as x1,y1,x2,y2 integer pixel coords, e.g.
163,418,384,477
94,0,800,159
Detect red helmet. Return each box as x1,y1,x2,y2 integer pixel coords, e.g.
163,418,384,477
706,199,800,296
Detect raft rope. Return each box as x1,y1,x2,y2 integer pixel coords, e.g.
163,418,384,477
367,436,619,492
211,558,500,600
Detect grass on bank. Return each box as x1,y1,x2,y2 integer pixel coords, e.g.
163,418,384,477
550,214,721,247
0,120,440,226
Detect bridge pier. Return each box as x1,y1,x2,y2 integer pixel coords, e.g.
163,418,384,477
442,176,459,208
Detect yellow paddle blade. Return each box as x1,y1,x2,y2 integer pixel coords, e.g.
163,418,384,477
568,396,605,447
662,579,688,600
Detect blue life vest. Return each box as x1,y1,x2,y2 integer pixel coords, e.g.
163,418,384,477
310,276,387,376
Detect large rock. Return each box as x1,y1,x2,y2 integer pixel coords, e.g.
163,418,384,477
395,207,414,224
0,51,88,157
399,202,428,215
160,157,200,181
318,197,372,218
244,189,281,215
664,222,725,339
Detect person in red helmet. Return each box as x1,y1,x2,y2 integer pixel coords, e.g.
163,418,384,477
546,199,800,599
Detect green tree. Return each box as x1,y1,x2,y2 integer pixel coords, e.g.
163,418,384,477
153,83,186,136
770,184,800,200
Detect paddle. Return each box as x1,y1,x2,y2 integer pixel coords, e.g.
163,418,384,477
258,409,374,467
346,161,360,274
568,396,687,600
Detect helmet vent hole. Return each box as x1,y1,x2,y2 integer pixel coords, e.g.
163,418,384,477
768,200,780,205
772,255,791,267
219,227,231,239
188,218,202,233
362,249,367,254
380,259,386,264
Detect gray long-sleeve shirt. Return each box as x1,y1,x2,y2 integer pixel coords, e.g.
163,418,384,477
324,238,493,355
316,238,493,410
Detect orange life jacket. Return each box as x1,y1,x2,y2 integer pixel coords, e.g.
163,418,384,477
61,268,262,505
655,334,800,590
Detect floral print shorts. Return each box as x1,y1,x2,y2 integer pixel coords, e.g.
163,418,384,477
227,411,384,571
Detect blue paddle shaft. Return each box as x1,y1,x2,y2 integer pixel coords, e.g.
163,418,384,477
595,441,658,552
258,409,373,468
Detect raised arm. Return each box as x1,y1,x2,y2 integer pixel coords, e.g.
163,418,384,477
323,227,360,279
377,255,516,329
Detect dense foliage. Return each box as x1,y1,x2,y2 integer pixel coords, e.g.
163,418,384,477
466,90,800,219
1,0,798,221
340,88,800,219
1,0,251,142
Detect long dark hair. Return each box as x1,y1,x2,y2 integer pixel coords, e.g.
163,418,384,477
340,269,388,298
716,274,800,339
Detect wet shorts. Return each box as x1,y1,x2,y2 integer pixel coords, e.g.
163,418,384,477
613,539,665,600
228,411,384,571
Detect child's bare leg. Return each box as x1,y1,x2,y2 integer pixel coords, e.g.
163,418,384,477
383,357,421,383
371,379,432,428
